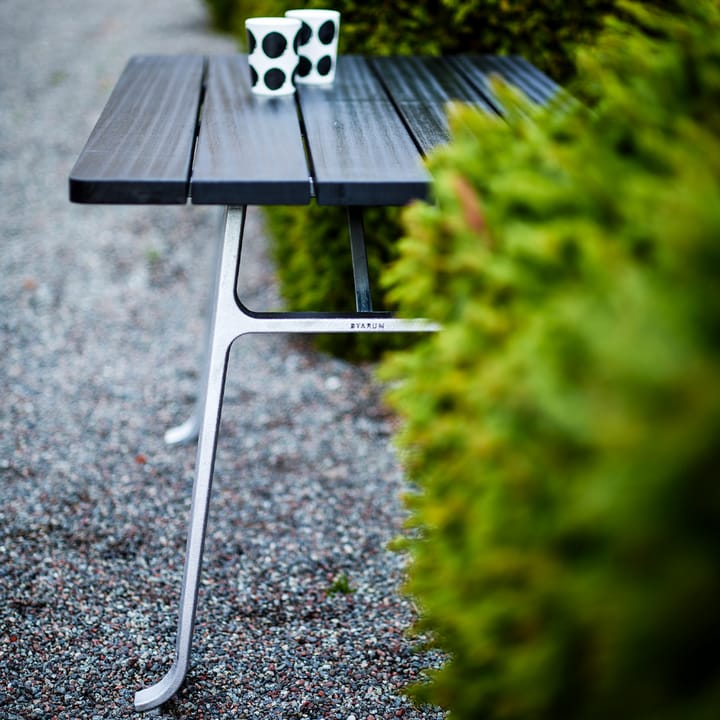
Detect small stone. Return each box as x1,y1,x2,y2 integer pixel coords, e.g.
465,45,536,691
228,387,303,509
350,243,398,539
325,376,342,391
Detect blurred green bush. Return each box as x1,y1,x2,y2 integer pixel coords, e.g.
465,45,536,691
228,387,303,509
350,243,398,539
202,0,621,359
207,0,618,80
379,0,720,717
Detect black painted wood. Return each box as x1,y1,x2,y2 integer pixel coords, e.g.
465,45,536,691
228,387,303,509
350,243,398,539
491,55,560,103
451,55,560,110
370,56,497,155
191,55,311,205
69,55,204,204
69,54,561,207
296,56,430,206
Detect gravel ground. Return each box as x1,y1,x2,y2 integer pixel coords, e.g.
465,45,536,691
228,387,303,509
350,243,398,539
0,1,445,718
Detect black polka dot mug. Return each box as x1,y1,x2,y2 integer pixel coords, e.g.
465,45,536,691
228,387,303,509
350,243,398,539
245,17,302,96
285,9,340,85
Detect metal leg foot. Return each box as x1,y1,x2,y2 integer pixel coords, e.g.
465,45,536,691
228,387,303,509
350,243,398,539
134,658,189,711
164,413,201,446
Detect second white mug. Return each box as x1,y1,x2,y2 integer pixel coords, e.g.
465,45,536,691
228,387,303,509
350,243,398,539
285,9,341,84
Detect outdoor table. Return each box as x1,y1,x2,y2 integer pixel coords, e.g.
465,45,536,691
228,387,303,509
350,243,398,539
69,53,559,710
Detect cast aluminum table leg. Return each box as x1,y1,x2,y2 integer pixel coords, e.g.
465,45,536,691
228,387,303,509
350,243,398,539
134,208,241,711
134,206,436,710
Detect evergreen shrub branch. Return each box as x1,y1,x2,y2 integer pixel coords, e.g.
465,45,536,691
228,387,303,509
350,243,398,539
379,1,720,717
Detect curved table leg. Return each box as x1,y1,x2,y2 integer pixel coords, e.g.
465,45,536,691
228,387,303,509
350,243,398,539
135,334,235,710
135,208,246,711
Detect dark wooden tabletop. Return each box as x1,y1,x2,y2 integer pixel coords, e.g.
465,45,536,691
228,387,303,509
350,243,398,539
69,54,559,207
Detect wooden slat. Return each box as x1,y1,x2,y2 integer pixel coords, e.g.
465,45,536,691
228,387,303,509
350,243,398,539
191,55,311,205
452,55,560,110
296,56,430,206
69,55,204,204
474,55,560,105
370,56,496,155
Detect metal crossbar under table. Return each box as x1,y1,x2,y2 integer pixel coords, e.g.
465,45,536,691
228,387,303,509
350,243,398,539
134,206,436,711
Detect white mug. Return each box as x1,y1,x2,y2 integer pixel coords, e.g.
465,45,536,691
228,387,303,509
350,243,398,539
285,9,341,84
245,17,302,95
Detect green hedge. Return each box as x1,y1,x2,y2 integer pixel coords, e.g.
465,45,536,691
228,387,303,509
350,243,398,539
202,0,622,359
379,1,720,717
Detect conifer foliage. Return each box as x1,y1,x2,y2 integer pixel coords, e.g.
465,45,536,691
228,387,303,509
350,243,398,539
381,2,720,717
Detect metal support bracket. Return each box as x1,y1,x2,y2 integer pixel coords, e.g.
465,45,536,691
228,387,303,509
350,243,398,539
347,207,372,312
